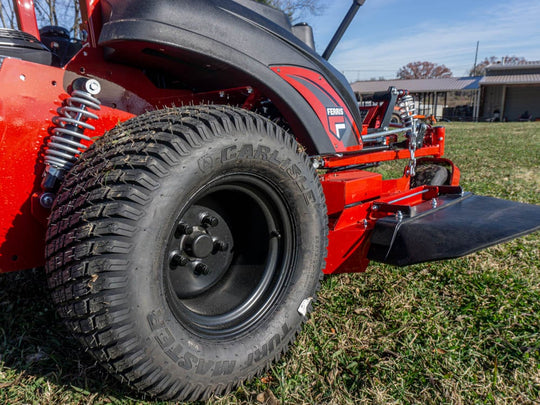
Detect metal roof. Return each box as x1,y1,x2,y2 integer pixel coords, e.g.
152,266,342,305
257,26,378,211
480,74,540,85
351,77,483,94
486,60,540,72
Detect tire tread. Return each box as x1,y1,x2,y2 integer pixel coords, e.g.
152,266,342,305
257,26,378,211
45,105,327,401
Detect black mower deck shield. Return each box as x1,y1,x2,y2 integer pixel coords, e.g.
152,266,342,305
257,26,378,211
368,192,540,266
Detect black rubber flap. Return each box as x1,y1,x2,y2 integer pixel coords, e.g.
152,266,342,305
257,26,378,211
368,194,540,266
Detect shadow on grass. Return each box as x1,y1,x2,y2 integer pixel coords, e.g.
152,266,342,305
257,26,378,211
0,267,139,401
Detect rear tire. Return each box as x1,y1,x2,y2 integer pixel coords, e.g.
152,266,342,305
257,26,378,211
410,164,449,187
45,106,327,401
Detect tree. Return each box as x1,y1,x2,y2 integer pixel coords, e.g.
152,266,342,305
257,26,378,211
255,0,324,21
2,0,324,31
469,56,526,76
396,61,452,79
1,0,80,36
0,0,16,28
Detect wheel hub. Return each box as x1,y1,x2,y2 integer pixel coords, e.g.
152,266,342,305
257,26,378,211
166,205,233,299
162,174,295,338
186,233,214,258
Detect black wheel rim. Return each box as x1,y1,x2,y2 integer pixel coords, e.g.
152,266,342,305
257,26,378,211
163,173,295,338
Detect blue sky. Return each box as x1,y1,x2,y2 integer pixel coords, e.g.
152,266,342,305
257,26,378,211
301,0,540,82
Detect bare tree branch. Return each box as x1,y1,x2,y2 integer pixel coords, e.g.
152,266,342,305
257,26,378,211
72,0,80,37
255,0,325,21
0,0,16,29
469,56,526,76
0,0,8,28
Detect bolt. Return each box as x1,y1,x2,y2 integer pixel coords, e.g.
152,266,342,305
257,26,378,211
170,252,188,268
85,79,101,95
39,192,55,209
201,214,218,227
431,198,438,208
175,223,193,237
214,240,229,252
372,205,379,211
194,263,210,276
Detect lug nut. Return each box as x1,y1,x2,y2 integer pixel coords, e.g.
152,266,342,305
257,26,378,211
214,240,229,252
194,263,210,275
170,252,188,268
201,214,218,227
175,222,193,237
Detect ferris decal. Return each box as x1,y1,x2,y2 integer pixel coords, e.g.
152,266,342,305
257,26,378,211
326,107,346,140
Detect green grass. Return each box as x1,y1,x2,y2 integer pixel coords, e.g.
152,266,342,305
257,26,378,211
1,122,539,404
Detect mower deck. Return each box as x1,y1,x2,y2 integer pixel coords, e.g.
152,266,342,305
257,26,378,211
368,190,540,266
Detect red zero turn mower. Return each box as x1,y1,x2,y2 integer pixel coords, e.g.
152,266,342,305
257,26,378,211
0,0,538,401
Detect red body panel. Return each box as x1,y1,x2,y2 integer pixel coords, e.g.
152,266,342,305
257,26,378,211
80,0,102,47
323,171,382,215
321,169,414,274
322,172,379,273
271,66,362,152
0,58,133,272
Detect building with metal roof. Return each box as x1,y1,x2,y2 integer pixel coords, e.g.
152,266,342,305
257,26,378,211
351,61,540,122
351,77,482,121
351,77,482,93
479,61,540,121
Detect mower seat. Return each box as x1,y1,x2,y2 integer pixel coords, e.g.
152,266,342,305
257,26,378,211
0,28,52,65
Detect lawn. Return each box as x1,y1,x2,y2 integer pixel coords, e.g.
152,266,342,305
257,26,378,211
1,122,538,404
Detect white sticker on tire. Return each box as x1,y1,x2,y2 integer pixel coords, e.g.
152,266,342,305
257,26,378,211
298,297,313,317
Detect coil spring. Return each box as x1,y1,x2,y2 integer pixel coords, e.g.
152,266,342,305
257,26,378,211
397,94,416,128
45,80,101,171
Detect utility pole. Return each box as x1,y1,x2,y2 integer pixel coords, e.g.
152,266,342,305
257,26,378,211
472,41,479,76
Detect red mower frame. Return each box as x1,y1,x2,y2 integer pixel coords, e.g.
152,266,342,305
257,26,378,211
0,0,463,275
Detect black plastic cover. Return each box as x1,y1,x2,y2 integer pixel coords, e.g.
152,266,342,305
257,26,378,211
368,193,540,266
0,28,52,65
97,0,363,154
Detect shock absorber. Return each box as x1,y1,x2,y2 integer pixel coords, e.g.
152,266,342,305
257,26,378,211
397,93,418,176
40,78,101,207
397,94,416,128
